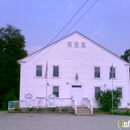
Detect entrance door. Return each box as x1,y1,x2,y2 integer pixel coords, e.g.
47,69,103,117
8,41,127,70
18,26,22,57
72,86,82,105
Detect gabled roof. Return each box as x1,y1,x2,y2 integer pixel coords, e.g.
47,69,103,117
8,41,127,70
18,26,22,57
18,31,129,64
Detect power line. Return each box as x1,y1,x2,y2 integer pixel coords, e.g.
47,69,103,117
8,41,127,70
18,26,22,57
23,0,98,70
48,0,88,44
63,0,98,37
23,1,89,70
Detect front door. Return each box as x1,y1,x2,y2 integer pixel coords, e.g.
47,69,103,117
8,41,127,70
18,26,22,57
72,86,82,105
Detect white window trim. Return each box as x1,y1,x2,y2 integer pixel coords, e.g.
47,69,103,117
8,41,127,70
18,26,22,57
93,66,102,79
35,64,44,78
51,64,61,78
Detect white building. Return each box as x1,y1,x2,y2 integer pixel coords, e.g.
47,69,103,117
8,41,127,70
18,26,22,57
18,31,130,111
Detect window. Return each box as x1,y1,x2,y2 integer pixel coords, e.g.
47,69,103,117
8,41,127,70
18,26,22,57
94,67,100,78
53,86,59,97
53,66,59,77
117,87,122,98
81,42,85,48
68,42,72,47
75,42,78,48
95,87,100,97
110,67,116,78
36,65,42,76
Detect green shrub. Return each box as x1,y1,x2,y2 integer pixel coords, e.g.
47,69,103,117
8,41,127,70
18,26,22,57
96,89,121,111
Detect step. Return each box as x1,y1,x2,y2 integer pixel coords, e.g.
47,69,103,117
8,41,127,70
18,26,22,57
77,110,90,113
76,106,92,116
77,106,88,109
76,113,92,116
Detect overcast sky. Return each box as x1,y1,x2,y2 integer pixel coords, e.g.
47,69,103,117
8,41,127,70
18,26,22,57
0,0,130,56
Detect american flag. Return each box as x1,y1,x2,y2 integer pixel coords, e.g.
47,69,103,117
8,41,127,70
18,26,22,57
109,65,113,79
45,62,48,79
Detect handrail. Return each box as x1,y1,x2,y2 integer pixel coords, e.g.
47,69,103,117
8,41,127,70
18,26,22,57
72,100,77,114
89,100,93,114
83,98,93,114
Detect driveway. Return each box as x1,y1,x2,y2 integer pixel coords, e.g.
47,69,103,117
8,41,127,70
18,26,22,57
0,111,129,130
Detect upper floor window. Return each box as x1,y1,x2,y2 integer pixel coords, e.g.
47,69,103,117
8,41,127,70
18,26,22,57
81,42,85,48
36,65,42,76
53,86,59,97
109,67,116,78
75,42,78,48
117,87,122,98
94,67,100,78
53,66,59,77
95,87,100,97
68,42,72,47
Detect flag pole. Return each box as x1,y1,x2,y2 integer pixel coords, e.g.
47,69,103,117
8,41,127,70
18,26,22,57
45,61,48,113
112,73,113,114
111,63,113,114
46,78,47,113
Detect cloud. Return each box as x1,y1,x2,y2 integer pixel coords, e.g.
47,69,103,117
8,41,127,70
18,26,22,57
68,4,75,11
94,31,107,38
26,46,42,54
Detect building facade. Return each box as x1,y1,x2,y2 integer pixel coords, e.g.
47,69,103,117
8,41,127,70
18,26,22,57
18,32,130,109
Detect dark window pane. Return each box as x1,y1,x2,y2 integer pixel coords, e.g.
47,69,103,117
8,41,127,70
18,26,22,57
94,67,100,78
53,86,59,97
53,66,59,77
36,66,42,76
95,87,100,97
72,86,81,88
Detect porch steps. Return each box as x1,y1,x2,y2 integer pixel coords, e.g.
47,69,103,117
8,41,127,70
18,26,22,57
76,106,92,116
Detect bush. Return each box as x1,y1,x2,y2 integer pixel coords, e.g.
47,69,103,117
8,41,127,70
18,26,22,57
96,89,121,111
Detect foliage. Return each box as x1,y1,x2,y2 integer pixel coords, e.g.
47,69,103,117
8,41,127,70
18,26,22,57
0,24,27,109
121,49,130,62
96,89,121,111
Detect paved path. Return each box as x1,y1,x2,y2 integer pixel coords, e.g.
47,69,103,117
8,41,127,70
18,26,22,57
0,111,130,130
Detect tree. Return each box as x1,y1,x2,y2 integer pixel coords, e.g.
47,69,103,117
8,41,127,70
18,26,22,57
0,24,27,109
96,89,121,111
121,49,130,62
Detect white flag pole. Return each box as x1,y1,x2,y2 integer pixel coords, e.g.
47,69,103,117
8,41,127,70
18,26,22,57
45,61,48,113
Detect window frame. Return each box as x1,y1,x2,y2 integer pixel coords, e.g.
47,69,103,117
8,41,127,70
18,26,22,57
109,67,116,79
74,42,78,48
53,66,59,77
94,67,100,78
95,87,100,97
81,42,85,48
53,86,59,97
36,65,43,77
117,87,122,98
68,41,72,47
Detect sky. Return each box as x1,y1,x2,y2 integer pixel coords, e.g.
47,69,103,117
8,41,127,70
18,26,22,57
0,0,130,56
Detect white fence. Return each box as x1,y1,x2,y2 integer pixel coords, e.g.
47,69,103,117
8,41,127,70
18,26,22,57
8,98,72,110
